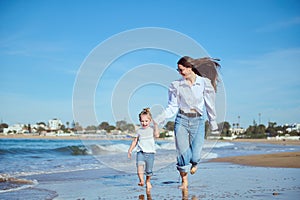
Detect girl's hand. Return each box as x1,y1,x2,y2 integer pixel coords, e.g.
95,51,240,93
127,151,132,159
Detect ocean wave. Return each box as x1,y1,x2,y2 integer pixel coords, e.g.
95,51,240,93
0,174,38,194
90,143,129,154
0,145,92,156
56,145,92,155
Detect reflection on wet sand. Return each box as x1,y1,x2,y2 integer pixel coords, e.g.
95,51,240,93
138,188,152,200
138,188,199,200
182,188,188,200
182,188,199,200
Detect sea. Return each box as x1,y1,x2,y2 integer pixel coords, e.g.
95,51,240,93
1,138,300,200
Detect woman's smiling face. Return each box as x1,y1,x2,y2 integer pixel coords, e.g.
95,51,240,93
177,64,193,79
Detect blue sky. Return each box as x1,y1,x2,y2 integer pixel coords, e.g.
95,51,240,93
1,0,299,128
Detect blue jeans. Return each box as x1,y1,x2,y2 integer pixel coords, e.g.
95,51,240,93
136,151,155,176
174,113,205,172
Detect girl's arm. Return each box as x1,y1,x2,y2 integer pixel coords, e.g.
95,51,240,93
128,137,138,159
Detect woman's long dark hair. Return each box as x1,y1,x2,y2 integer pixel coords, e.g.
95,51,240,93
177,56,221,91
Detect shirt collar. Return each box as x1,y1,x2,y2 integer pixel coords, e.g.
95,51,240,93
179,75,201,86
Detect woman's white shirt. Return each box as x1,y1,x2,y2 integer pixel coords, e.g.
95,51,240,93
156,75,218,130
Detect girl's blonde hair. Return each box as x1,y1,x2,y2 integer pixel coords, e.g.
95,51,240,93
139,107,152,121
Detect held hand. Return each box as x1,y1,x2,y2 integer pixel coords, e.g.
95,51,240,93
211,130,220,135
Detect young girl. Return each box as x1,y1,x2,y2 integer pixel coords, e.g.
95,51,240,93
128,108,159,189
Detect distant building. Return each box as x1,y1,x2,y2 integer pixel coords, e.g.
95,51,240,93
286,123,300,133
230,127,245,135
48,118,62,130
3,124,25,134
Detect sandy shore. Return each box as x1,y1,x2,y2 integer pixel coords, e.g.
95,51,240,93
209,151,300,168
226,138,300,146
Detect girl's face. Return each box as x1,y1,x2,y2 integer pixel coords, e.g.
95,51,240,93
177,64,193,79
140,114,151,129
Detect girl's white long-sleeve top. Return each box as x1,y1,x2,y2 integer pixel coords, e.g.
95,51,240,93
156,75,218,130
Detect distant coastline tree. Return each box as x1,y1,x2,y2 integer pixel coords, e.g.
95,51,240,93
245,124,266,138
86,125,97,131
165,121,175,131
125,123,135,133
28,124,31,133
74,122,83,132
0,123,9,132
37,126,46,135
219,121,231,136
116,120,135,132
37,122,47,127
99,122,110,130
116,120,127,132
106,125,116,133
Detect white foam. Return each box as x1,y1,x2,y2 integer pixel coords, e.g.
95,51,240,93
203,141,234,149
9,164,105,177
92,143,129,153
201,152,219,159
0,178,38,194
157,142,176,150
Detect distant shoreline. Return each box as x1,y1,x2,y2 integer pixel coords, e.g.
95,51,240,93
0,134,130,140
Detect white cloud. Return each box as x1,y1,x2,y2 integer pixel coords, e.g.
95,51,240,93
255,16,300,32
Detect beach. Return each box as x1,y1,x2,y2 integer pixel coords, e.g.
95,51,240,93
0,136,299,199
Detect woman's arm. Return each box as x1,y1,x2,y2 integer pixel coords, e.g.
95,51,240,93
153,121,160,138
154,81,179,125
203,78,218,130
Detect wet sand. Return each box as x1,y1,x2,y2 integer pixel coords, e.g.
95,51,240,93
209,151,300,168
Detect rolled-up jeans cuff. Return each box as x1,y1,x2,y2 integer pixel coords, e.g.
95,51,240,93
145,171,153,176
176,164,190,173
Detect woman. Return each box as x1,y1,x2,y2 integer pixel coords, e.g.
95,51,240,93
155,56,220,189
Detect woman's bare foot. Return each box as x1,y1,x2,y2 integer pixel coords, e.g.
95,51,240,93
190,165,197,175
146,182,152,189
179,181,188,189
138,182,144,187
179,172,188,189
181,187,189,200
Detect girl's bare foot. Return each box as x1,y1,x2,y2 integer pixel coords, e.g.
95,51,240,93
138,182,144,187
